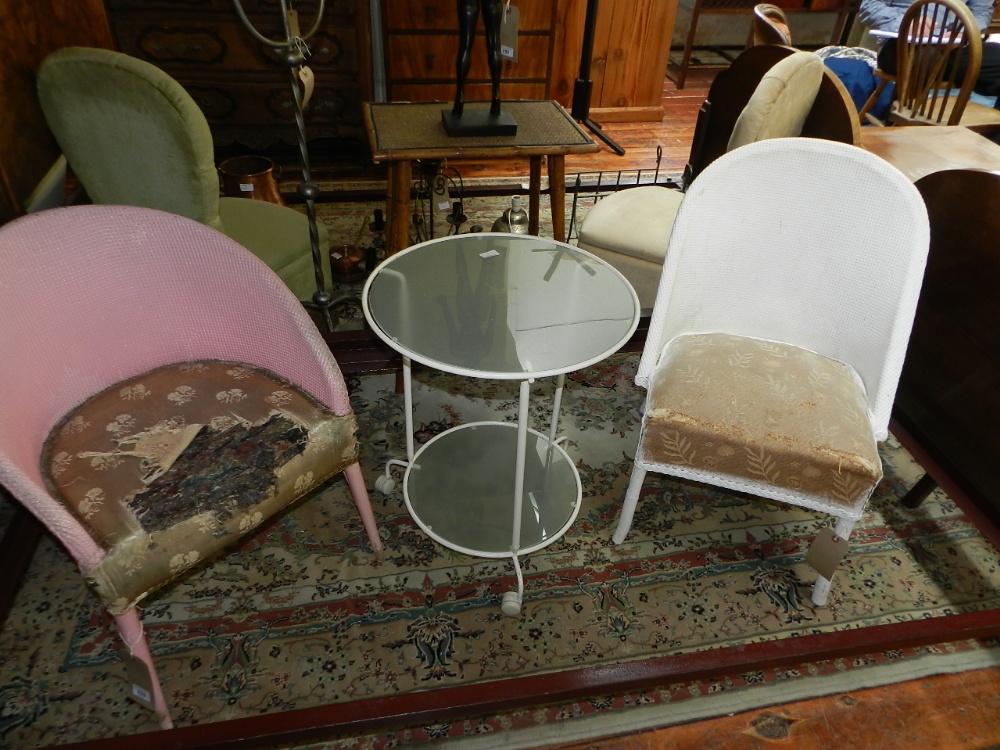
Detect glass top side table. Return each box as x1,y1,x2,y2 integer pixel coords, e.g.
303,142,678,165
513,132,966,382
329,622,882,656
362,233,640,615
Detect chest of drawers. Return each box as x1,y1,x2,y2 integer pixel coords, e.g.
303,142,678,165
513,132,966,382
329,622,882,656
105,0,373,149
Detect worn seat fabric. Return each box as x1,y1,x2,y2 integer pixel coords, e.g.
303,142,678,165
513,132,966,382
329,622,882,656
641,333,882,509
42,360,361,614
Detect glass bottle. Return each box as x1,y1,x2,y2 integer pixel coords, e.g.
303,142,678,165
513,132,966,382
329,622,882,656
491,195,530,234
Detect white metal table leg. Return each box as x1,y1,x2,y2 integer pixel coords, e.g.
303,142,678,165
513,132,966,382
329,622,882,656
504,378,533,616
375,356,415,495
403,355,415,462
548,372,566,446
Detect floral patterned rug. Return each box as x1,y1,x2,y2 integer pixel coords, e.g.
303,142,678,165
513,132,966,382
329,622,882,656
2,351,1000,749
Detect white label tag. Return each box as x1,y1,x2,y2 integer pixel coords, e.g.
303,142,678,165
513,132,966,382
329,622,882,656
805,527,850,581
299,66,315,109
500,5,519,61
240,183,254,192
124,653,155,711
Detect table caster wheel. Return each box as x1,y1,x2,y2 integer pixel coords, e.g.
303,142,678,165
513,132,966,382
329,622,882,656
374,475,395,494
501,591,521,616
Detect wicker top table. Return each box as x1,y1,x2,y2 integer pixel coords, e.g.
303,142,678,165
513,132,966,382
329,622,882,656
363,100,599,255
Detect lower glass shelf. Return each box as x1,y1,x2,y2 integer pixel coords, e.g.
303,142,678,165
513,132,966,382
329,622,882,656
404,422,582,557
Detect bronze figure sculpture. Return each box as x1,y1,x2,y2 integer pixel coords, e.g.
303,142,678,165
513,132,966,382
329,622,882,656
442,0,517,136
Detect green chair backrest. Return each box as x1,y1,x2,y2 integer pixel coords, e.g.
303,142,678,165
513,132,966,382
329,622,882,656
37,46,223,230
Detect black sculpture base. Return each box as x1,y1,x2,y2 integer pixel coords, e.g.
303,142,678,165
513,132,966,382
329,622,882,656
442,108,517,137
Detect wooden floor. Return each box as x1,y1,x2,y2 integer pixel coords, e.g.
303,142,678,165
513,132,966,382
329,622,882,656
393,72,1000,750
297,71,1000,749
549,665,1000,749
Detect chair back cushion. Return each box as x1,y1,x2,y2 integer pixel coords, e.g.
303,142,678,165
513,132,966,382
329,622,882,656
37,47,223,228
727,50,825,151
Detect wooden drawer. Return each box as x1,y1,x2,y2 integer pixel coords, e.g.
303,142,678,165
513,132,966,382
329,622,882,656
379,0,555,102
382,0,553,31
106,0,352,20
385,34,548,82
111,14,361,76
104,0,371,148
390,81,547,102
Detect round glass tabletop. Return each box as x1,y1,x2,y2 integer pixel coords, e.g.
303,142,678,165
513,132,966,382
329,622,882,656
362,233,640,379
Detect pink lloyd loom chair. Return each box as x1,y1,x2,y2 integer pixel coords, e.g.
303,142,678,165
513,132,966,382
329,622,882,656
0,205,382,729
611,138,930,607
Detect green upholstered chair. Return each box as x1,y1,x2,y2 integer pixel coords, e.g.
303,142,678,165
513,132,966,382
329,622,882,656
36,46,331,304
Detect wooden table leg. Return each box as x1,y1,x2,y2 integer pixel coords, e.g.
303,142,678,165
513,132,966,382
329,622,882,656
0,499,43,627
548,155,567,242
528,156,542,236
386,160,412,256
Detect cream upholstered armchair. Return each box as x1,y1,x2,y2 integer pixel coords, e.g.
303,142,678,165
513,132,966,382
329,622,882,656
612,138,929,606
577,49,827,311
0,205,381,729
36,46,332,304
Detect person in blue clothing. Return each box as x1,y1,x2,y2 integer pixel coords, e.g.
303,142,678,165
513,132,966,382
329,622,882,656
859,0,1000,106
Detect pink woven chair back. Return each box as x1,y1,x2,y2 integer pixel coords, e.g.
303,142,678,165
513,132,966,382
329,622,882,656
0,205,350,569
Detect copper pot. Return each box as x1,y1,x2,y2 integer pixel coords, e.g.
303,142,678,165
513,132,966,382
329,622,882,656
329,244,367,284
218,155,285,205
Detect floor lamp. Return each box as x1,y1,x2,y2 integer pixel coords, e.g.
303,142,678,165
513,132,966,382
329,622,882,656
231,0,347,331
571,0,625,156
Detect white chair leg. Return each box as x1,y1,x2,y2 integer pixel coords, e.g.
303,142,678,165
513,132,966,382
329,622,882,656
612,465,648,544
810,516,856,607
113,607,173,729
344,461,384,557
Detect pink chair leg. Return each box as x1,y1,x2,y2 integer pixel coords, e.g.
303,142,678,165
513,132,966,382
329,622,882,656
344,461,383,556
113,607,174,730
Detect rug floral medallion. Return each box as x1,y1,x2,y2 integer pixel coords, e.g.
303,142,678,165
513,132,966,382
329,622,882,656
2,351,1000,747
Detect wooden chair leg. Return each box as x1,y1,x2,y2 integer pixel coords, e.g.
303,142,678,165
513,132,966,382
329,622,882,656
902,472,938,510
0,498,43,627
859,75,892,126
669,0,704,89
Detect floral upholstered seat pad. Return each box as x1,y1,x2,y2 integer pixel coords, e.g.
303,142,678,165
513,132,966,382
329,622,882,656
641,334,882,511
42,360,358,614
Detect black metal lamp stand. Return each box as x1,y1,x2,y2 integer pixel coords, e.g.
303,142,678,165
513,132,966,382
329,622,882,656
571,0,626,156
231,0,350,332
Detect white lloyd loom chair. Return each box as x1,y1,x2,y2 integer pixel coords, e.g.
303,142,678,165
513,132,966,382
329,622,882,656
0,205,382,728
612,138,930,606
